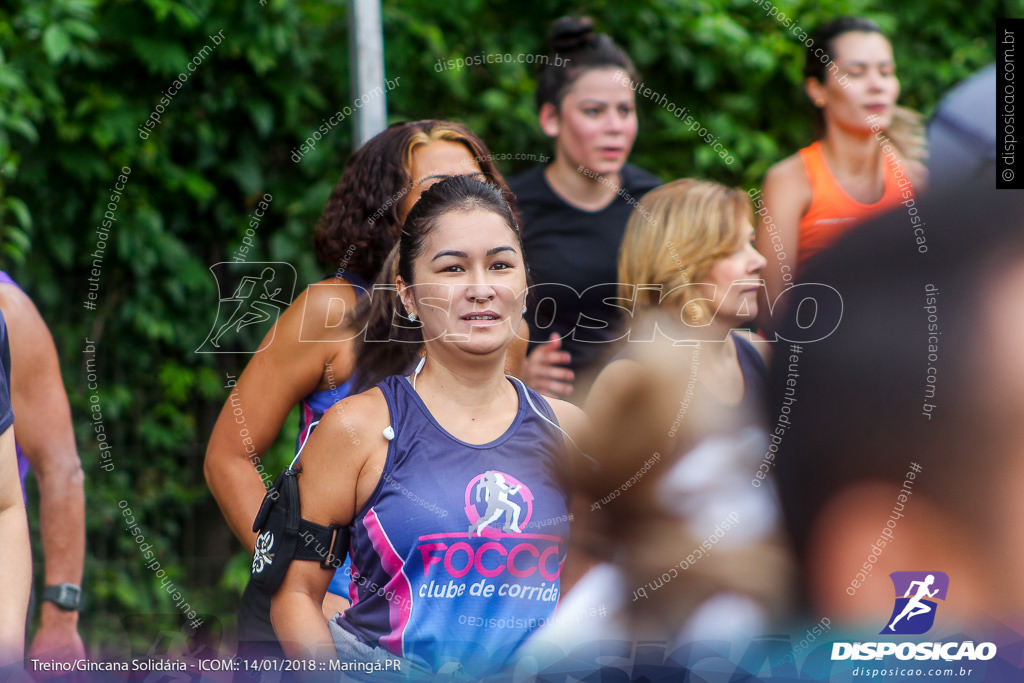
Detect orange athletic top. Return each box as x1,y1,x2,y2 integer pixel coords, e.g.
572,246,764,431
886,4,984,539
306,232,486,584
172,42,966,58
797,141,908,270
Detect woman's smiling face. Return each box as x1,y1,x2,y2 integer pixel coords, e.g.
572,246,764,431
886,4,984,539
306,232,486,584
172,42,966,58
399,207,527,356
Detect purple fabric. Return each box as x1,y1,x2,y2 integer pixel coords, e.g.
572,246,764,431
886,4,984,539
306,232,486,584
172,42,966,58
0,271,30,500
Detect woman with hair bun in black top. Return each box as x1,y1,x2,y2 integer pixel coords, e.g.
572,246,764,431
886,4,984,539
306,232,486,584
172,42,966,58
511,16,661,404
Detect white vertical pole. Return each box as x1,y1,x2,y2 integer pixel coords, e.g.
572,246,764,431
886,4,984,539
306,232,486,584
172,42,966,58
349,0,388,148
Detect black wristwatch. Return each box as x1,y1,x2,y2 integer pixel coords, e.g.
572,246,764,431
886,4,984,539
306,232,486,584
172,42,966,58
41,583,83,611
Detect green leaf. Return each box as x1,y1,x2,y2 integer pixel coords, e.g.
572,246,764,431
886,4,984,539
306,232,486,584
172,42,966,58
181,172,217,203
1,223,31,262
247,100,274,137
42,25,72,64
6,117,38,144
61,19,100,43
4,197,31,231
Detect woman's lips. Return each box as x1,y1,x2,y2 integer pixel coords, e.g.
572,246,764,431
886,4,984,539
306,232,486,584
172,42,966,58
461,311,502,325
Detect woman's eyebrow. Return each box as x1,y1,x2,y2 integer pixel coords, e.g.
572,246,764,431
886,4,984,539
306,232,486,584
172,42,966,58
431,249,468,262
430,246,516,261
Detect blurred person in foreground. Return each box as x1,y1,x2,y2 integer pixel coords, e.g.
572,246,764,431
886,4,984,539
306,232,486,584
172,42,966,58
770,179,1024,655
0,310,32,672
0,276,86,666
522,180,791,663
926,64,995,189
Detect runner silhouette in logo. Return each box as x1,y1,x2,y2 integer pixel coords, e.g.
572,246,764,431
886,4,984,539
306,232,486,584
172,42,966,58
468,471,523,537
210,267,284,348
887,574,939,632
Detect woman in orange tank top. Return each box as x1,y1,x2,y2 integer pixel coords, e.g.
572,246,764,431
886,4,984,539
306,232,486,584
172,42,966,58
754,17,927,333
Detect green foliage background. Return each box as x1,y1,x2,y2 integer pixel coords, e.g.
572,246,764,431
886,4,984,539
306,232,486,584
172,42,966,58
0,0,1010,653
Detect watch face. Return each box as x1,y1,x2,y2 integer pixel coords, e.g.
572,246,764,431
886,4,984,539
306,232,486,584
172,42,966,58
47,583,82,609
60,585,81,605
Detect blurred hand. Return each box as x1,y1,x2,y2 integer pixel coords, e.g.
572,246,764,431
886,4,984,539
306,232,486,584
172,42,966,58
28,615,85,677
522,333,574,398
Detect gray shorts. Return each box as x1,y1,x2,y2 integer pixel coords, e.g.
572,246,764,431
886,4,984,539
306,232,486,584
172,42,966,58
327,618,469,681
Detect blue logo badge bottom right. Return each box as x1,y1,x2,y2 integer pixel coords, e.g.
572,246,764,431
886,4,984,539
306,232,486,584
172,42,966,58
881,571,950,635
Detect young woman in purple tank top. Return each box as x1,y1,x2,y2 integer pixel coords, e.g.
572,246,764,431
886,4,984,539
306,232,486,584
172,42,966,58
203,121,521,647
271,177,588,676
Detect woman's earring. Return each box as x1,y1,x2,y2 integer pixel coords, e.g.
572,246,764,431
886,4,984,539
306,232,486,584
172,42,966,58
408,312,417,322
522,305,528,316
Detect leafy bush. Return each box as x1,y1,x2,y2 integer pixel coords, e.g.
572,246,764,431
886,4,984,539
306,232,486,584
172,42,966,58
0,0,998,650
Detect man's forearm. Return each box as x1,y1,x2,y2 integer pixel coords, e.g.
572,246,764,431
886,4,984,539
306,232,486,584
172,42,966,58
36,457,85,637
37,460,85,589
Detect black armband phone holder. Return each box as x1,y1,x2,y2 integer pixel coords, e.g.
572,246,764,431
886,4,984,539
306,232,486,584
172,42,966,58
249,466,350,594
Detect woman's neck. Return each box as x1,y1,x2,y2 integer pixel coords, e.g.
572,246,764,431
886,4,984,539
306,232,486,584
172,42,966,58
820,124,885,180
643,312,738,358
411,347,512,410
647,313,743,404
692,320,738,363
544,155,622,212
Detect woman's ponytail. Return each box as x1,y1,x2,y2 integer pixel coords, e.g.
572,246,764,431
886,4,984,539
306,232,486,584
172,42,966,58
352,245,424,392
